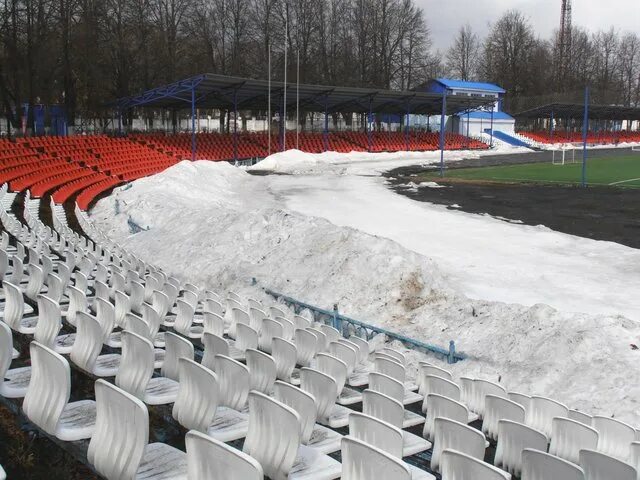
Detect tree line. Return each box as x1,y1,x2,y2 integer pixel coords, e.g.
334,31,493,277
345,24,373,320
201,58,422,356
0,0,638,131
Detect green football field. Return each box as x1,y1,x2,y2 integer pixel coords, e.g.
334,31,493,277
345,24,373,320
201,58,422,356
429,154,640,188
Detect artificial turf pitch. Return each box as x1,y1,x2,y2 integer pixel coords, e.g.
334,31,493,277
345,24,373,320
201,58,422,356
429,154,640,188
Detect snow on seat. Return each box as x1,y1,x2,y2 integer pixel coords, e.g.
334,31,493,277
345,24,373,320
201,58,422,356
295,328,318,369
374,356,418,392
300,367,352,429
482,395,526,441
315,352,362,406
246,348,277,394
424,394,472,442
592,415,636,460
525,396,569,438
362,389,430,457
23,341,96,441
273,337,297,383
173,299,204,339
441,448,511,480
88,379,187,480
1,282,35,330
549,417,599,465
348,412,434,478
70,311,121,377
34,294,75,354
115,330,178,405
274,380,342,455
569,410,593,426
0,322,31,398
521,448,584,480
207,354,250,442
494,420,547,477
508,392,531,411
259,317,283,354
431,417,486,474
185,430,263,479
161,331,194,381
471,379,507,420
243,391,342,480
341,436,414,480
370,370,423,407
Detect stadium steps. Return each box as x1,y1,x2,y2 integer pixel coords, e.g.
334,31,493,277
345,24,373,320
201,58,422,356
484,129,535,149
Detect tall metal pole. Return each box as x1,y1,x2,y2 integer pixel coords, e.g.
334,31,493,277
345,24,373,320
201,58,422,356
489,105,495,148
581,86,589,188
323,95,329,151
368,97,373,153
233,90,238,163
439,91,447,177
404,103,410,151
283,14,288,151
268,43,271,156
550,110,555,143
191,87,196,161
296,27,300,150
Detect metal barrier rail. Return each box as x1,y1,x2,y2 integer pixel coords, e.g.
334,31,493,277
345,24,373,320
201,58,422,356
264,287,466,364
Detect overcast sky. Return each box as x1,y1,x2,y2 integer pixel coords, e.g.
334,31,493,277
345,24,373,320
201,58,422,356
417,0,640,52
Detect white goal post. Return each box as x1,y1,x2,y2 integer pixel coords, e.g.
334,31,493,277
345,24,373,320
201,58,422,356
551,143,579,165
632,145,640,152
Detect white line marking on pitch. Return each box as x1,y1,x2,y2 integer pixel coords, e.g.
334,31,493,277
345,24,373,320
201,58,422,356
609,178,640,185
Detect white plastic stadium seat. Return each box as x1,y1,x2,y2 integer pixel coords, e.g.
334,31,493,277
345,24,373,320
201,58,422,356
315,353,362,406
569,409,593,426
441,448,511,480
70,311,121,377
508,392,531,410
246,348,277,394
418,363,453,395
2,282,36,332
23,342,96,441
525,396,569,438
431,417,486,473
173,299,204,339
369,371,423,406
423,394,472,442
208,354,250,442
341,436,411,480
294,328,317,367
591,415,636,460
185,430,263,480
471,379,507,419
521,448,585,480
548,417,599,464
0,322,31,398
299,368,351,429
33,294,75,354
494,420,548,477
629,442,640,475
482,395,526,441
273,337,297,383
87,379,187,479
172,357,219,433
161,331,195,382
579,448,637,480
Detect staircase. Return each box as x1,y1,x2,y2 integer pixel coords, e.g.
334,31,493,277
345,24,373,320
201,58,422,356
484,129,534,149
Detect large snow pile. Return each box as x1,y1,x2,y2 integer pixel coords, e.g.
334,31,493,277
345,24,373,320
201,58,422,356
91,159,640,425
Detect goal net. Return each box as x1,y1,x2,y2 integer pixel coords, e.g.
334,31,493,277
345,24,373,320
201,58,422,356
551,143,580,165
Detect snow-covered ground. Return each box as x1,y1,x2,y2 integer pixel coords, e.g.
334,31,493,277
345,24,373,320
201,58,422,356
90,150,640,425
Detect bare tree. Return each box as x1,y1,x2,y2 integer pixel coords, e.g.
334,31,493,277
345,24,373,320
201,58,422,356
446,24,479,81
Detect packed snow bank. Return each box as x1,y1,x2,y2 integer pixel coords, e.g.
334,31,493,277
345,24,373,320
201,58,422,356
91,160,640,425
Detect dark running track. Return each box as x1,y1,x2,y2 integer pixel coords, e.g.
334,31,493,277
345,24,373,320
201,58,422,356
386,148,640,249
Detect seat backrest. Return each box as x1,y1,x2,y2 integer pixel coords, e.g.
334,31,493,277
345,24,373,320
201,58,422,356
235,323,259,352
214,355,250,410
273,380,317,444
629,442,640,475
88,379,149,480
71,311,105,373
151,290,170,321
509,392,531,410
2,282,25,331
294,328,317,367
186,430,263,480
0,322,14,382
293,315,311,330
568,410,593,426
46,273,64,303
418,363,453,394
34,294,62,348
422,375,461,412
319,324,341,349
299,367,338,421
525,396,569,438
495,420,548,477
174,299,195,336
23,342,70,435
459,376,474,407
381,348,406,366
258,317,283,353
349,412,403,458
248,307,267,332
204,299,223,316
124,313,151,339
315,353,348,396
549,417,599,464
162,332,195,381
229,306,250,338
424,393,470,442
272,337,297,381
141,303,161,338
94,280,109,302
245,348,277,394
341,436,411,480
521,448,585,480
115,330,154,400
269,305,286,319
114,290,130,328
74,270,89,295
330,341,357,375
202,311,225,337
374,356,406,384
172,358,219,432
243,391,301,480
482,395,526,441
25,264,45,300
592,415,636,460
201,333,230,370
431,417,486,473
66,285,88,327
369,371,405,405
307,328,326,355
473,379,507,417
95,297,116,342
274,316,295,341
9,256,23,285
441,448,511,480
362,389,404,430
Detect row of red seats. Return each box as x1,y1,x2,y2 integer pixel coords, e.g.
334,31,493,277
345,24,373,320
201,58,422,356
52,172,112,204
519,130,640,145
76,178,122,210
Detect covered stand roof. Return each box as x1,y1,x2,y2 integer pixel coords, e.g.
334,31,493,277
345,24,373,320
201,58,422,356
515,103,640,121
114,73,496,115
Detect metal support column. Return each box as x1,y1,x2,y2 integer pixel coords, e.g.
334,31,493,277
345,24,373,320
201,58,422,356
490,107,494,148
368,97,373,153
439,91,447,177
466,108,470,149
279,97,284,152
582,87,590,188
233,90,238,163
323,96,329,152
404,103,410,151
117,108,122,136
550,110,555,144
191,86,196,161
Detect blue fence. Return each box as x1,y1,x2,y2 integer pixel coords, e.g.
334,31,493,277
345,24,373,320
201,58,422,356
263,287,466,364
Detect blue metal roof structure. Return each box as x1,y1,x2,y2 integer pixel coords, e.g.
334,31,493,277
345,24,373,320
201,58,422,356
434,79,506,94
461,111,514,120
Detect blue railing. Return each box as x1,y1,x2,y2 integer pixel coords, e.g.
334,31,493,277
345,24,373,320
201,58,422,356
263,287,466,364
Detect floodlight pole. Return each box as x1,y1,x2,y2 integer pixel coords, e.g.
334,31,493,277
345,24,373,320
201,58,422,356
439,90,447,177
296,34,300,150
283,14,288,151
581,86,589,188
368,97,373,153
268,43,271,156
191,86,196,161
323,95,329,152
